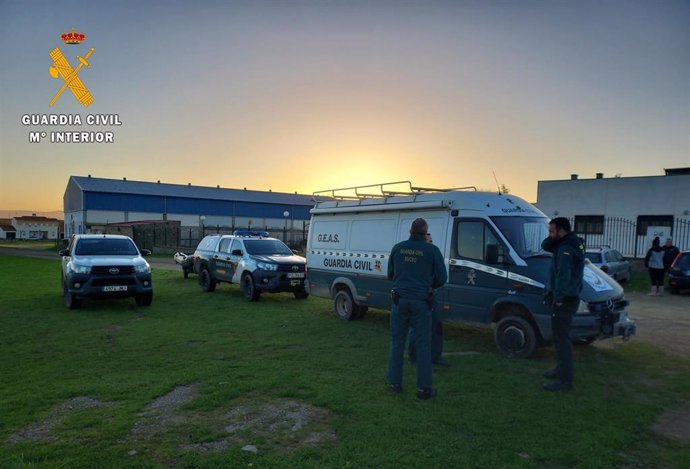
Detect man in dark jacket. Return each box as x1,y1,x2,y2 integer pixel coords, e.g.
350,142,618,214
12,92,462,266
388,218,447,400
541,217,584,392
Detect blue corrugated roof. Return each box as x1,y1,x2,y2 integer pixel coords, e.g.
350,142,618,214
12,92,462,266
70,176,315,206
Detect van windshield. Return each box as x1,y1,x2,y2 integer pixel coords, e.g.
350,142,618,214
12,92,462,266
490,216,550,259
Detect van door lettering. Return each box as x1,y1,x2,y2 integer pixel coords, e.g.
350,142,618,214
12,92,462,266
317,233,340,243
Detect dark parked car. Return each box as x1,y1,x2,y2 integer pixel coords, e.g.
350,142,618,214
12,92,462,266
668,251,690,294
584,247,631,283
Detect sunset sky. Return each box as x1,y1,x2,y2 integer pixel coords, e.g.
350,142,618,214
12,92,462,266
1,0,688,214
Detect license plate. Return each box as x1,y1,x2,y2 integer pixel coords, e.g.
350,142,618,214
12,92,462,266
102,286,128,292
290,280,301,286
287,272,304,278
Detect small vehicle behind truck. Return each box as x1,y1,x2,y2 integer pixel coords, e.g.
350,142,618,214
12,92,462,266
306,181,636,358
192,230,308,301
60,234,153,309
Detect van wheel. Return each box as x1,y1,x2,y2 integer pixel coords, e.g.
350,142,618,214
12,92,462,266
63,282,82,310
494,316,537,358
242,273,260,301
199,268,216,292
333,289,361,321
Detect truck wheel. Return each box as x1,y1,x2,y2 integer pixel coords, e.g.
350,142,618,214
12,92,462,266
63,282,82,310
242,273,260,301
294,289,309,300
333,289,361,321
494,315,537,358
136,292,153,306
199,268,216,292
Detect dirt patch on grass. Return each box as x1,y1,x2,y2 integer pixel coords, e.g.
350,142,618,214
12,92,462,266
652,401,690,444
128,385,335,457
131,384,200,437
8,397,113,444
180,397,337,454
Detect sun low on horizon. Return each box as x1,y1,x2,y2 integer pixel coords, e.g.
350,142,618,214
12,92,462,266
1,1,687,213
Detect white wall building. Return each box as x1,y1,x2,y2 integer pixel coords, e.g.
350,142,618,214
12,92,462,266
0,224,17,240
536,169,690,256
11,216,61,240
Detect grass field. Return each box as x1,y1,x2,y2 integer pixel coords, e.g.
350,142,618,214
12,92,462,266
1,257,689,468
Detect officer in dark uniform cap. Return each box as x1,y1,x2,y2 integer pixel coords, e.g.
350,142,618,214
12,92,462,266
388,218,447,399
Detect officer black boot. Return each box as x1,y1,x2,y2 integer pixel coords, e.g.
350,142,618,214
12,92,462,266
543,368,559,379
542,381,572,392
416,387,437,400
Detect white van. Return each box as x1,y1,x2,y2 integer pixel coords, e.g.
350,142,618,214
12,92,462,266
306,182,636,358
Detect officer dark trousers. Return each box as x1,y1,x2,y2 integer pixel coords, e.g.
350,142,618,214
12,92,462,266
408,303,443,363
388,298,432,390
551,299,578,384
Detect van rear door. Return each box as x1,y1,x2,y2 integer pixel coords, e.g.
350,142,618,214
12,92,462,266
446,218,509,322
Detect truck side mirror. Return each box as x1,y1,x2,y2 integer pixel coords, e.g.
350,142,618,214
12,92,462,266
59,249,69,256
140,249,152,257
232,249,243,256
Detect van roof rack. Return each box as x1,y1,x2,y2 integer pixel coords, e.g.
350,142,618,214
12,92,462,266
312,181,476,202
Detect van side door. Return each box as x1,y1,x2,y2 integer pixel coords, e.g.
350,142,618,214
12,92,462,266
446,218,509,322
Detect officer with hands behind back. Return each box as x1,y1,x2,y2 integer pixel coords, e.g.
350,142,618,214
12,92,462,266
388,218,447,400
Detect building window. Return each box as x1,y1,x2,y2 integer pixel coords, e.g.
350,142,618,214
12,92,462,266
636,215,673,236
574,215,604,235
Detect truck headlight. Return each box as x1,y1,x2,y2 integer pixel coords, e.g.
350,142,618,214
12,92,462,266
69,263,91,274
257,262,278,271
134,263,151,274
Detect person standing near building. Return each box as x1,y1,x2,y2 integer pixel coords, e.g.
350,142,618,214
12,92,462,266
662,237,680,282
408,231,449,367
541,217,584,392
388,218,447,400
645,237,665,296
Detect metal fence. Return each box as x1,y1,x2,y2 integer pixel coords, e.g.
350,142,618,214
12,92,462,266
131,224,309,253
568,217,690,258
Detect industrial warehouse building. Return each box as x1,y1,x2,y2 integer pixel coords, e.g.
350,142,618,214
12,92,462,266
63,176,315,240
535,168,690,256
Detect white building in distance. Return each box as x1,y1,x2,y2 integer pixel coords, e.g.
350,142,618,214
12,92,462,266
536,168,690,256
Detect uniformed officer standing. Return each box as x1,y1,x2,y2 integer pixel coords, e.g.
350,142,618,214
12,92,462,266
388,218,447,399
408,232,448,366
541,217,584,392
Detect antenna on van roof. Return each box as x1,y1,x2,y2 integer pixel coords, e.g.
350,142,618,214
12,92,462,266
492,171,502,195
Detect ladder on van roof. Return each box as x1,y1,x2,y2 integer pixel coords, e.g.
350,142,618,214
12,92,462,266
312,180,476,204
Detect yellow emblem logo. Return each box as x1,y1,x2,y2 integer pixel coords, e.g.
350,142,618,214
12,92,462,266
48,27,95,107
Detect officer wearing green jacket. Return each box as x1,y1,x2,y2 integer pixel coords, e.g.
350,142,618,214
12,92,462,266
541,217,584,392
387,218,447,400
